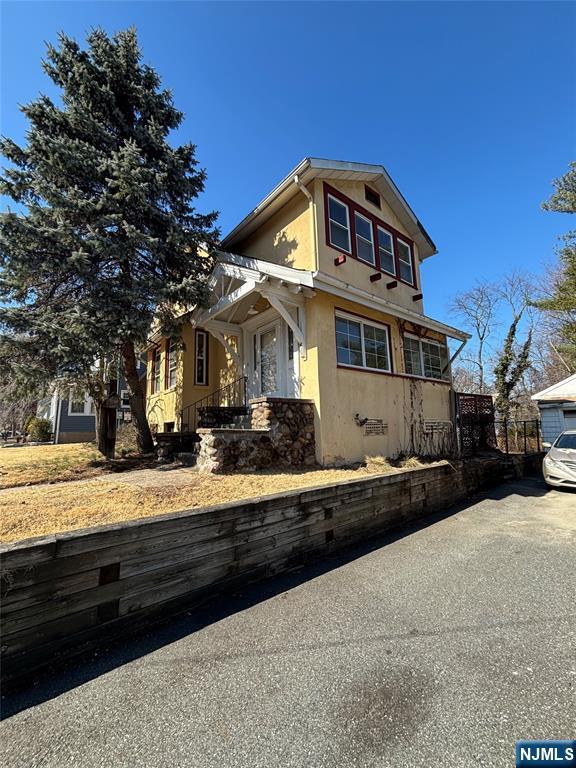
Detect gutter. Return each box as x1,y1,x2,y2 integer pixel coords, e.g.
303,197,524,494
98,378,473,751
313,271,471,342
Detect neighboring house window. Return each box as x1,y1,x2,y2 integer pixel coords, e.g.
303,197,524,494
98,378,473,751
335,312,391,373
195,329,209,385
377,226,395,275
68,392,94,416
165,339,177,389
403,334,450,381
324,183,417,287
397,239,414,284
327,194,351,253
120,389,130,408
152,347,162,393
354,212,375,266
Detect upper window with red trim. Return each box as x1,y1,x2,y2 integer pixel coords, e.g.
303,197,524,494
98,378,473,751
324,183,417,288
327,194,351,253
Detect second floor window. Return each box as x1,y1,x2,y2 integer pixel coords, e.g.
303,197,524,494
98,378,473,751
377,227,395,275
324,183,417,287
328,194,351,253
354,212,375,265
397,239,414,284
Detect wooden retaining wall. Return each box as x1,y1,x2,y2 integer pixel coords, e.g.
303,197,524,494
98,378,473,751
0,456,535,683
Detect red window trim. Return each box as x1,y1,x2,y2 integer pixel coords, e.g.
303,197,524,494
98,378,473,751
334,307,394,375
324,182,418,290
194,328,209,386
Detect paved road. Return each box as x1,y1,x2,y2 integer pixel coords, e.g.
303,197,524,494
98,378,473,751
2,477,575,767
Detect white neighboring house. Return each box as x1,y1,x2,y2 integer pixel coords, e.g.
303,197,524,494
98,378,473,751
531,373,576,447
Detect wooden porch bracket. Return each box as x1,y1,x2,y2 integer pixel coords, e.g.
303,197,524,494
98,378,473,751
205,325,241,369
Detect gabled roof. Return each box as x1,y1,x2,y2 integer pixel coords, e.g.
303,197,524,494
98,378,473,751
221,157,437,259
531,372,576,401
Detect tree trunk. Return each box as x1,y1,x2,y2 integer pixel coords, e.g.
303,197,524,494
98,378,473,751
94,400,108,456
121,339,154,454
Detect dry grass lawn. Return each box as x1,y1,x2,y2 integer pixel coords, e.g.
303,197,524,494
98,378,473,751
0,464,410,543
0,448,437,544
0,443,104,489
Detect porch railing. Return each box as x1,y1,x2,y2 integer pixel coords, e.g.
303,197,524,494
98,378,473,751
180,376,248,432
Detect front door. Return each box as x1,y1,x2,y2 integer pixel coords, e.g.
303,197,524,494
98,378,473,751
256,323,281,396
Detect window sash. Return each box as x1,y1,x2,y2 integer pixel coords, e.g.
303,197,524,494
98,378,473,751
335,313,391,373
354,212,375,265
166,339,177,389
68,391,93,415
397,239,414,284
195,330,208,386
403,334,449,381
328,195,351,253
153,348,162,393
377,226,395,276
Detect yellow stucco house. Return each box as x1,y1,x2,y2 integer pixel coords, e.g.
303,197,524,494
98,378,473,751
146,158,470,468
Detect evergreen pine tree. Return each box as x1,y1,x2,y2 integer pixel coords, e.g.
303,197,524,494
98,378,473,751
534,162,576,369
0,28,218,453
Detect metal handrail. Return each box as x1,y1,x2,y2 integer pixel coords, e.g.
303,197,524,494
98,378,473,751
180,376,248,432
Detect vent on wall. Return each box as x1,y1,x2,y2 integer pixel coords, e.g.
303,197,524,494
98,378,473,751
364,185,381,209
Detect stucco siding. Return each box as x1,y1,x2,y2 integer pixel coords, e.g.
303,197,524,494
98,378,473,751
147,324,239,431
234,194,314,270
302,290,452,464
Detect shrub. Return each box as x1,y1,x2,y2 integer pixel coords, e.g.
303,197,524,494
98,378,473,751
26,417,52,442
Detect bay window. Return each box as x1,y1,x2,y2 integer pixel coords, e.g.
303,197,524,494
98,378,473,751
336,312,391,372
403,334,450,381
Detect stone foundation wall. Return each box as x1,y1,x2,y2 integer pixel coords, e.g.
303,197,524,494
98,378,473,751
197,397,316,473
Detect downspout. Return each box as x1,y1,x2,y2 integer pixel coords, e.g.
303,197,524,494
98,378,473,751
294,175,318,272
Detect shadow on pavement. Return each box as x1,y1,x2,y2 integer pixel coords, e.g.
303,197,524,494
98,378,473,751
0,474,556,719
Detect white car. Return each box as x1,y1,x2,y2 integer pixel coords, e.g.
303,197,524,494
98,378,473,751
542,430,576,488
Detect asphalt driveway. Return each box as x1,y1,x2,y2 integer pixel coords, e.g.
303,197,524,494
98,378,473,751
1,476,575,767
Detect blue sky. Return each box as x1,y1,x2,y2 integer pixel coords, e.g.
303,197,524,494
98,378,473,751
1,1,575,325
